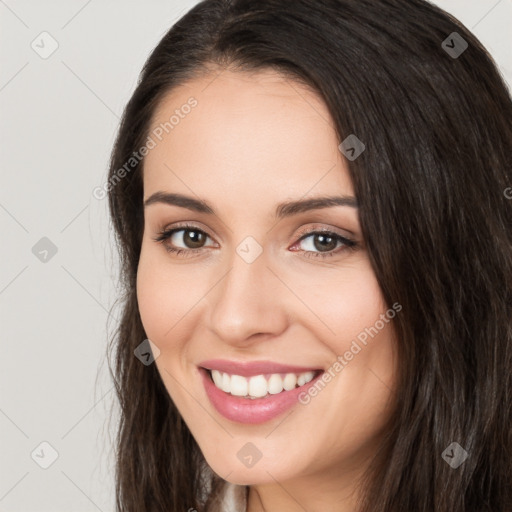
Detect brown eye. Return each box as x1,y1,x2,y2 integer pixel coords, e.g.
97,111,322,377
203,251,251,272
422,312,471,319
310,233,339,252
291,229,357,260
153,225,216,256
297,231,353,252
176,229,207,249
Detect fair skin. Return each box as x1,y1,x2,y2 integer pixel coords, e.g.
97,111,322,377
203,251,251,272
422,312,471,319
137,68,398,511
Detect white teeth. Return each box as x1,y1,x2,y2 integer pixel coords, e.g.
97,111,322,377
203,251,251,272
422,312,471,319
230,374,248,396
221,372,231,393
211,369,223,388
209,370,316,398
249,375,268,398
268,374,284,394
283,373,297,390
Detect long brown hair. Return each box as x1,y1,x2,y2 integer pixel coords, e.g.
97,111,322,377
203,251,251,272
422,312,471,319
106,0,512,510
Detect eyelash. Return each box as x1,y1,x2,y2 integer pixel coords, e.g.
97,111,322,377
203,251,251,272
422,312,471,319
152,223,357,260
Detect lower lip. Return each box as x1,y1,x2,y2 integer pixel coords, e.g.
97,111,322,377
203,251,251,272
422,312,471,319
199,368,322,424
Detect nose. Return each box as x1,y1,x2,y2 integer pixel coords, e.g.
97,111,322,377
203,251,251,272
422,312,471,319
206,246,289,347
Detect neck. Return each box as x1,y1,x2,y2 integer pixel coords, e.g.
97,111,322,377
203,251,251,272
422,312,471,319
246,466,365,512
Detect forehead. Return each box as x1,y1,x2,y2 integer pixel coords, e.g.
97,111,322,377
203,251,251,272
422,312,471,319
143,68,354,202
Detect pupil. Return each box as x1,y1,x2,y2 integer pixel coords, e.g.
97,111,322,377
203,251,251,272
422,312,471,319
314,234,336,252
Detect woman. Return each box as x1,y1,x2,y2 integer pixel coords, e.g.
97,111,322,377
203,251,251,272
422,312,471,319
106,0,512,510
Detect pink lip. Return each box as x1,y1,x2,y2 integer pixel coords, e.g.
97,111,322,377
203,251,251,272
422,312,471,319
199,359,320,377
199,366,323,424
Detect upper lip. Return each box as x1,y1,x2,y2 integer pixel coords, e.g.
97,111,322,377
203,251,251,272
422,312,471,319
199,359,322,377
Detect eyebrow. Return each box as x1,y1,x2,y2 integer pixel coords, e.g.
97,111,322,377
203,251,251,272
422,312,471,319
143,191,358,219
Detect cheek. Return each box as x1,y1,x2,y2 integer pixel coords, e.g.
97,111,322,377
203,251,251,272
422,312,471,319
136,246,187,345
137,262,168,341
302,263,389,347
136,244,214,378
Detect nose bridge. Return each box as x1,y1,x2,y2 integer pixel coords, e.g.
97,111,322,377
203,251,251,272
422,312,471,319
207,242,287,344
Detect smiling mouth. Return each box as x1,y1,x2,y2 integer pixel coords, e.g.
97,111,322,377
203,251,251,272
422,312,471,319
205,368,322,399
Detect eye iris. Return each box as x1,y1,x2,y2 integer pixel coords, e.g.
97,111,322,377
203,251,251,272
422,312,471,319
314,233,337,252
184,230,205,249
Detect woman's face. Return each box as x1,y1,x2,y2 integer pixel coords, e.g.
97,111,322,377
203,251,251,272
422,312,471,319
137,68,398,491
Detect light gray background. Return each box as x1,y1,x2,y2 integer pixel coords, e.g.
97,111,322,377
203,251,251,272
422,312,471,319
1,1,511,510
